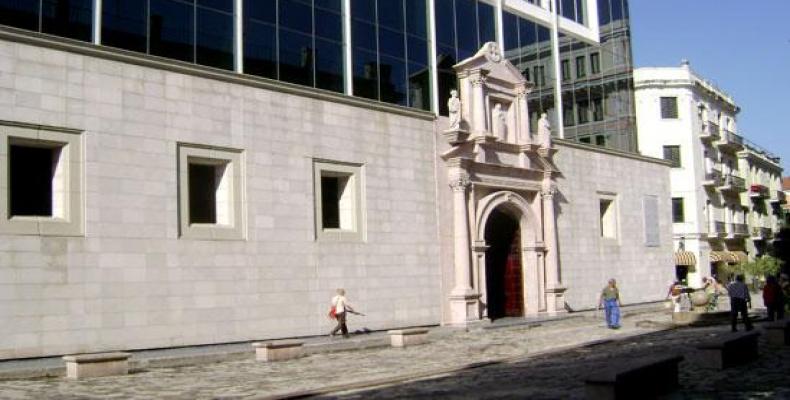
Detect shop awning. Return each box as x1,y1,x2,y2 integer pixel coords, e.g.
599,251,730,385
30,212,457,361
709,251,728,263
730,251,748,264
674,251,697,266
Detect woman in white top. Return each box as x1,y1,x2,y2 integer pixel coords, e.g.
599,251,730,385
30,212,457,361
330,288,354,338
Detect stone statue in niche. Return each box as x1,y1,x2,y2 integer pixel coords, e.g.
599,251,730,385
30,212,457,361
493,103,507,141
538,112,552,148
447,89,461,131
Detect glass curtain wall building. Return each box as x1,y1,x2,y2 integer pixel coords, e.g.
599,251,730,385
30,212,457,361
0,0,636,150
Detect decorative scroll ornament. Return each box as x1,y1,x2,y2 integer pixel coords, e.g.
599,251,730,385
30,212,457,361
485,42,502,63
449,175,472,191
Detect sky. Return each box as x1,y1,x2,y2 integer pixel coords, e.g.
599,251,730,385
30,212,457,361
629,0,790,173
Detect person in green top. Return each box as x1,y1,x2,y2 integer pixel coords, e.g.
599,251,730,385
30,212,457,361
597,278,622,329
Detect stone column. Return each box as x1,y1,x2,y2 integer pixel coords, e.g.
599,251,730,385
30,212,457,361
448,174,479,324
515,84,530,145
470,70,487,136
541,182,566,314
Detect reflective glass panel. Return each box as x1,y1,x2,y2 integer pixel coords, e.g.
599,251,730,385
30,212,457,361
102,0,147,53
42,0,93,42
196,6,234,70
315,38,343,92
150,0,195,63
0,0,40,31
243,20,277,79
278,29,314,86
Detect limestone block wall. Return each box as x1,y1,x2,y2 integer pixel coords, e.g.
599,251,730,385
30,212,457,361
0,38,441,359
554,141,675,310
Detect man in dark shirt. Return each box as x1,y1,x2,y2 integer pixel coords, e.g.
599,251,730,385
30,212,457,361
727,275,752,332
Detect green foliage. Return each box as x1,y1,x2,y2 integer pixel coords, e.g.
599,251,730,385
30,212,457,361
740,255,783,278
717,262,744,280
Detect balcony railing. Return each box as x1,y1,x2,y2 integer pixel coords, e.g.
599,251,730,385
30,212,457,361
700,122,721,141
752,227,773,240
718,174,746,193
712,221,727,235
770,190,786,204
730,223,749,237
702,169,722,186
717,130,744,151
749,184,770,198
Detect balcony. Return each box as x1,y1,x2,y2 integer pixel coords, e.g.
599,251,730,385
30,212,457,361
711,221,727,237
749,184,770,199
716,130,744,152
729,223,749,238
700,121,721,141
770,190,786,204
718,174,747,194
751,227,773,241
702,169,722,187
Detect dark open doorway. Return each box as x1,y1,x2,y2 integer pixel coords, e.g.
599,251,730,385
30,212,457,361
485,208,524,320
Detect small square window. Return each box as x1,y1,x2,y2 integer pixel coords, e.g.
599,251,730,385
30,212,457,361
1,124,83,236
314,160,364,241
660,96,678,119
178,144,245,240
663,145,681,168
595,135,606,147
599,196,618,240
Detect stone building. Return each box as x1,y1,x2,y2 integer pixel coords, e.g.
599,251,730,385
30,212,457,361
634,61,784,287
0,0,672,359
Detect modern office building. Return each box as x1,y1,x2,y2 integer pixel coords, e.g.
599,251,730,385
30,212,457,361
634,61,783,287
0,0,674,360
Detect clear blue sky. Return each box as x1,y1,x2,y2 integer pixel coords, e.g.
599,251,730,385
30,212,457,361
629,1,790,173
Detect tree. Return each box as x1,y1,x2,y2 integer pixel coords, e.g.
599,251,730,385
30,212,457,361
740,255,783,278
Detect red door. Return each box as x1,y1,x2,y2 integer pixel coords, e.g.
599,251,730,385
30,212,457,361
503,229,523,317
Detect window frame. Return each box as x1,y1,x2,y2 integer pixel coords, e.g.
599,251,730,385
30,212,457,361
660,96,679,119
0,123,84,236
313,159,365,242
598,193,619,241
663,145,681,168
177,143,245,240
671,197,684,223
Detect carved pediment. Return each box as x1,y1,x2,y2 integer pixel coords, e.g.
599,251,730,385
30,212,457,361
454,42,528,89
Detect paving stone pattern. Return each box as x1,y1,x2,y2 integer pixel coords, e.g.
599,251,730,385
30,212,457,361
0,310,787,399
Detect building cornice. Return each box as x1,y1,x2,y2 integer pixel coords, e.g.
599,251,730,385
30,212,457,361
555,139,673,167
0,26,436,122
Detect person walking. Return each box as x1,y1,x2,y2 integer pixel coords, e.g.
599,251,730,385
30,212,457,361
666,281,683,313
727,275,753,332
762,275,785,321
329,288,354,338
598,279,622,329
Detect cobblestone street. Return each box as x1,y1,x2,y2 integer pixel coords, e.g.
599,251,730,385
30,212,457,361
0,308,787,399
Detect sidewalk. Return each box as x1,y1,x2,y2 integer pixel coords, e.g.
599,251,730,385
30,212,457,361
0,304,678,399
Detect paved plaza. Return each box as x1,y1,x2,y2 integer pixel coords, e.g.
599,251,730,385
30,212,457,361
0,307,787,399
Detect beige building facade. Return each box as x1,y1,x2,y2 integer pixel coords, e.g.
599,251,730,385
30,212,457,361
0,32,673,359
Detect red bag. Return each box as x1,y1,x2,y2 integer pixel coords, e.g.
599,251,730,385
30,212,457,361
328,305,337,319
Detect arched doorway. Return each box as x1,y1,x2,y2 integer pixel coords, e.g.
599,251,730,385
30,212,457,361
484,208,523,319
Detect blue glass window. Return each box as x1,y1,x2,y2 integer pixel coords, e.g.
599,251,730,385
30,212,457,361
196,4,234,70
351,0,429,109
102,0,147,53
477,2,496,45
42,0,93,41
0,0,40,31
150,0,194,63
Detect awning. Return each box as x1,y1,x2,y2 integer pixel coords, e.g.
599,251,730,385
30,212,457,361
730,251,748,264
710,251,728,263
674,251,697,266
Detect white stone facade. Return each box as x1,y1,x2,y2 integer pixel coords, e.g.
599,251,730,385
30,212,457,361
635,61,782,287
0,36,673,359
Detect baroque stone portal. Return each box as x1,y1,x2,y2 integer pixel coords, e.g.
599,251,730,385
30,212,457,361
442,42,565,325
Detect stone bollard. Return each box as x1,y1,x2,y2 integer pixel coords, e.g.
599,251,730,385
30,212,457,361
252,340,304,362
388,328,430,348
62,352,132,379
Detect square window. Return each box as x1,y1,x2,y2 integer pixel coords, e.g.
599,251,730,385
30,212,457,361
1,124,84,236
599,196,618,240
660,96,678,119
178,144,245,240
663,145,681,168
314,160,364,241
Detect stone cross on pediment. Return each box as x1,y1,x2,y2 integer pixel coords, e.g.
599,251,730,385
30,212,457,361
450,42,534,145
